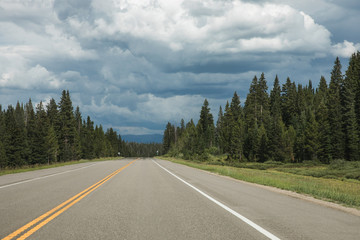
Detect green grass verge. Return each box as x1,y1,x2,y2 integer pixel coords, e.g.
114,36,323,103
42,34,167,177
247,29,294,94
158,156,360,209
0,157,123,176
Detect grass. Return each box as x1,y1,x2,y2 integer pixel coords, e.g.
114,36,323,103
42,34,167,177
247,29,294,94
0,157,122,176
159,156,360,209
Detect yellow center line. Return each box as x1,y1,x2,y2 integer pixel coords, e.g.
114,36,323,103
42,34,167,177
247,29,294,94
2,159,137,240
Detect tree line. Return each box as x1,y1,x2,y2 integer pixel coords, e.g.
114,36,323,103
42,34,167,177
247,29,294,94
0,90,159,169
163,52,360,163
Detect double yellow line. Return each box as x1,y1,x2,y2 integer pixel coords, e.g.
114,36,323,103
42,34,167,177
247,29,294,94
2,159,137,240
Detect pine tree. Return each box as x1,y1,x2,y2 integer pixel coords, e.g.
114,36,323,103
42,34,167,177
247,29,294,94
341,69,359,161
281,77,297,126
257,123,269,162
256,73,270,126
47,98,58,128
327,57,345,159
25,99,37,164
163,122,175,153
197,99,215,152
314,76,328,112
304,109,319,161
45,124,59,163
106,128,119,156
34,101,49,164
182,119,197,159
58,90,77,161
344,52,360,160
316,99,332,163
215,106,223,151
228,92,244,161
346,52,360,136
269,76,286,161
244,76,258,129
220,101,231,155
4,106,27,166
284,125,296,162
82,116,95,159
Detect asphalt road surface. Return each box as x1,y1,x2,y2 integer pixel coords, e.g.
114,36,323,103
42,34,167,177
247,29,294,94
1,158,359,240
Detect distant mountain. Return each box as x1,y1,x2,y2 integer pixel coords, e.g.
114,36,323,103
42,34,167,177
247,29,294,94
121,134,163,143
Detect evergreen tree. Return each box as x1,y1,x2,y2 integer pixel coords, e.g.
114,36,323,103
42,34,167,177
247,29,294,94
316,99,332,163
346,52,360,138
327,57,345,159
256,73,270,126
304,109,319,161
228,92,244,161
284,125,296,162
4,106,27,166
106,128,119,156
45,124,59,163
82,116,95,159
344,52,360,160
257,123,269,162
47,98,58,129
163,122,175,153
269,76,286,161
215,106,223,151
34,101,49,164
220,102,231,155
244,76,258,129
58,90,77,161
341,71,359,161
281,77,297,126
25,99,37,164
197,99,215,152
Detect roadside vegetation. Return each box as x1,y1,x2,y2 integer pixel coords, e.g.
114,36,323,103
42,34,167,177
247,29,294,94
0,90,163,171
160,53,360,208
163,53,360,164
159,156,360,209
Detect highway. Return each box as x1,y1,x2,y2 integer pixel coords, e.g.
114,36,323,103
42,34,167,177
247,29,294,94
1,158,359,239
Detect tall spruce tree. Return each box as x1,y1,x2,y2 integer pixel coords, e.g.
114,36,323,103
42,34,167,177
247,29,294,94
304,109,319,161
163,122,175,153
215,106,223,151
228,92,244,161
25,99,37,164
327,57,345,159
269,76,286,161
58,90,77,161
341,68,359,161
5,106,27,166
197,99,215,151
281,78,297,126
35,102,49,164
256,73,270,126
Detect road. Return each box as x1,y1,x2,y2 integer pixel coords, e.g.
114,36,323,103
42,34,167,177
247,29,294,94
1,158,359,240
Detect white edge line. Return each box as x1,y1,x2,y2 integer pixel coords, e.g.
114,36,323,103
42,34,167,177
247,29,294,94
153,160,281,240
0,163,101,189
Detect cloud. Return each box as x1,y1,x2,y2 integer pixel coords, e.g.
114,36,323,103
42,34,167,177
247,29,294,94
331,40,360,58
0,0,359,135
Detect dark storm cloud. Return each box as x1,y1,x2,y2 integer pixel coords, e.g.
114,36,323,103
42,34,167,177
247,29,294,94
0,0,359,135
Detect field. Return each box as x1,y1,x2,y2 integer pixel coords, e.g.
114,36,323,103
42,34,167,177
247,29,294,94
159,156,360,209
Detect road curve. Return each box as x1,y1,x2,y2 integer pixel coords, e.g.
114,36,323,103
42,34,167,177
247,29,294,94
1,158,359,239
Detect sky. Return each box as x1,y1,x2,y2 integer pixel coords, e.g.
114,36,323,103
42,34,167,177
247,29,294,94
0,0,360,136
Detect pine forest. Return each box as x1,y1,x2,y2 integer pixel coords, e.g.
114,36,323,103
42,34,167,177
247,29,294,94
0,90,162,169
163,52,360,164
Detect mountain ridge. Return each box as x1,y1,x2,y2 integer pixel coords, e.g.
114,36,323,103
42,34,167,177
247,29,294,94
121,134,163,143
